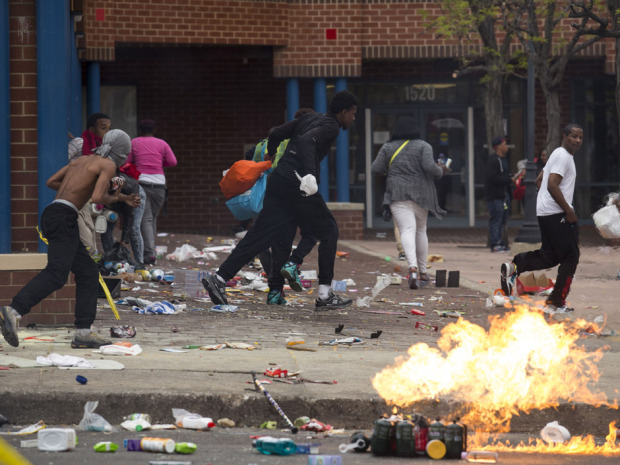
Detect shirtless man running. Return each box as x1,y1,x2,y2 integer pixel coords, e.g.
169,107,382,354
0,129,140,349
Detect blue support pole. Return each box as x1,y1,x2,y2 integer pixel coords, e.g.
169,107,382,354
37,0,70,251
286,78,299,121
0,0,11,253
335,78,349,202
69,14,82,137
86,61,100,117
314,79,329,200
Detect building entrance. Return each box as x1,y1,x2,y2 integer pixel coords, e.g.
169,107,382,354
364,106,474,228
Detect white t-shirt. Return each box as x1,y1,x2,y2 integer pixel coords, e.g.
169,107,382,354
536,146,576,216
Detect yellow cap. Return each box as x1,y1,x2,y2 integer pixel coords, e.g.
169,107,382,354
426,439,447,460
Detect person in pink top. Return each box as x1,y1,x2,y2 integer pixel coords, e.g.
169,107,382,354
127,119,177,265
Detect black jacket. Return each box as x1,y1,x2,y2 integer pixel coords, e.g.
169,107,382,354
267,112,341,186
485,153,512,201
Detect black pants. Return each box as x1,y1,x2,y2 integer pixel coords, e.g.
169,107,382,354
218,172,338,289
512,213,580,307
11,202,100,329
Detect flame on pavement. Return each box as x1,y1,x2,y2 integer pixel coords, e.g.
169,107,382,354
371,304,619,454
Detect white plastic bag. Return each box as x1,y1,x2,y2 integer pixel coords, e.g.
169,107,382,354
78,401,116,432
593,193,620,239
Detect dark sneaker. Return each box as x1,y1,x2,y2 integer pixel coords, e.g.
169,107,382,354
398,252,406,261
71,332,112,349
202,273,228,305
500,262,517,296
315,290,353,311
0,306,19,347
267,289,287,305
281,261,303,292
408,269,418,290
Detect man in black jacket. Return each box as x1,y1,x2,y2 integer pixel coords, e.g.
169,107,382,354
203,90,358,311
485,136,512,252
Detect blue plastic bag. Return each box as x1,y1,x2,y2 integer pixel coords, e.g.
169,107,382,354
226,173,267,221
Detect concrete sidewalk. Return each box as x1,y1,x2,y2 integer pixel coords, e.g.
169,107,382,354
0,232,618,437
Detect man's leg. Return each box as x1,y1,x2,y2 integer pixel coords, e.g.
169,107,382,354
487,200,503,250
11,205,77,316
545,217,580,307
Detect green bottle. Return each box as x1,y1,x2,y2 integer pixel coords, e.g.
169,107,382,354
175,442,197,454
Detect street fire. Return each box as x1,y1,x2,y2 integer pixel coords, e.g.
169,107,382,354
372,304,619,454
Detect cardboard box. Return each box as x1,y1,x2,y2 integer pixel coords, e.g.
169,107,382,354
516,272,554,295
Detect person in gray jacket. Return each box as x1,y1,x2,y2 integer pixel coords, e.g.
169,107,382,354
372,116,448,289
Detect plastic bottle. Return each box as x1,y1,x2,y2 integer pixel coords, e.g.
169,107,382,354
395,420,416,457
140,437,175,454
121,418,151,431
426,439,447,460
175,442,197,454
414,416,428,455
252,436,297,455
428,418,445,442
463,450,498,463
93,441,118,452
370,418,393,456
176,415,215,430
37,428,77,451
444,419,464,459
104,209,118,222
94,215,107,233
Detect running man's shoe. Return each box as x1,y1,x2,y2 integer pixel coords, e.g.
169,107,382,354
500,262,517,296
267,289,287,305
71,332,112,349
281,261,303,292
315,290,353,311
0,306,19,347
202,273,228,305
540,303,574,315
398,252,406,261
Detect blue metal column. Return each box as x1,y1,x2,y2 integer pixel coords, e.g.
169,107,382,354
286,78,299,121
37,0,70,251
0,0,11,253
86,61,100,116
314,78,329,200
335,78,349,202
69,14,82,137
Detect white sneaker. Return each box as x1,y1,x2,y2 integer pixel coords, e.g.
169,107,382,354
500,262,517,296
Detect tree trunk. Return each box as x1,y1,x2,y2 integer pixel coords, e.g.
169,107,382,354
484,71,504,155
540,82,562,152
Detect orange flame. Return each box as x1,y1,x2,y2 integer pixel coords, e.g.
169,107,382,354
372,304,619,453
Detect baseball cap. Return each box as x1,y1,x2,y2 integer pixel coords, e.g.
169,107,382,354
492,136,507,147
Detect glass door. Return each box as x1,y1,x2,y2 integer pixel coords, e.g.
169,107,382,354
366,108,470,228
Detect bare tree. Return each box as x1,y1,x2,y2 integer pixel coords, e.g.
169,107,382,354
505,0,604,152
568,0,620,135
426,0,524,153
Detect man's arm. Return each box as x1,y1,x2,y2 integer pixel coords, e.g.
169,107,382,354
91,161,141,208
267,119,297,156
547,173,578,223
46,166,69,191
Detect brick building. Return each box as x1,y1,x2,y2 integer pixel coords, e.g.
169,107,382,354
3,0,619,256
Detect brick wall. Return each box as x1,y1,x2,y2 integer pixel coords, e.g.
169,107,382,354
9,0,39,253
327,202,364,240
0,270,76,326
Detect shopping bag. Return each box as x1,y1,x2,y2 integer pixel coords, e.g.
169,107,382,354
220,160,271,200
225,173,267,221
593,204,620,239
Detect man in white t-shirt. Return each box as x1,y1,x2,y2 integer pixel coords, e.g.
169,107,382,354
499,124,583,313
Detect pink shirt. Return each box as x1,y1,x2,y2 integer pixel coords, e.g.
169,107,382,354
128,136,177,180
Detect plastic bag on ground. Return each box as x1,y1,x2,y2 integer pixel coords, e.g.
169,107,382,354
79,401,116,432
97,343,142,356
36,353,96,368
356,275,391,307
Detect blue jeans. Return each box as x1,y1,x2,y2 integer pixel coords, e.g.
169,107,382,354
487,199,507,249
128,186,146,265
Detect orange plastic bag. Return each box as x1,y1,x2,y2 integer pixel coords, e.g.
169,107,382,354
220,160,272,200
